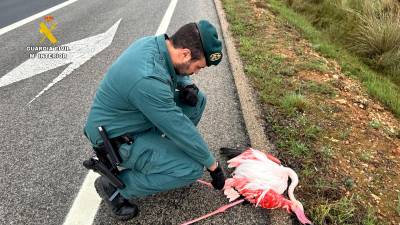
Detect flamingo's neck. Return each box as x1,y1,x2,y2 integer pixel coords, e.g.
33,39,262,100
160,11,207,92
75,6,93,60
286,167,299,202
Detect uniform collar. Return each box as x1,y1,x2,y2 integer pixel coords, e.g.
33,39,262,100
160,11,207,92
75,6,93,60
156,34,177,83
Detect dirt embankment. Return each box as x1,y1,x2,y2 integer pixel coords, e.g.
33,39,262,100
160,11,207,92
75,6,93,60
245,0,400,223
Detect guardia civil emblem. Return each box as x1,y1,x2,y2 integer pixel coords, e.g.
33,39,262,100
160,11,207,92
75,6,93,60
209,52,222,61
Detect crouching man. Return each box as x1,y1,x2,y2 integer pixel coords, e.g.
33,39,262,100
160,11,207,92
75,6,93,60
83,20,226,220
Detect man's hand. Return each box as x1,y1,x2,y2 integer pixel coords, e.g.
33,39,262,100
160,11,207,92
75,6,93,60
207,161,226,190
179,84,199,107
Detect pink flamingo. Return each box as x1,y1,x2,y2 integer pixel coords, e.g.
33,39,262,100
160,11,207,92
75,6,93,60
181,147,312,225
223,148,312,224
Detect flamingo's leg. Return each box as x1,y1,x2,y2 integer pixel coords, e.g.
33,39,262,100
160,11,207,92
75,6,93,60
180,199,245,225
196,179,213,188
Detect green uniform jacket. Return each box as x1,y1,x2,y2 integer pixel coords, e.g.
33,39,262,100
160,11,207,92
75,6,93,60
84,34,215,168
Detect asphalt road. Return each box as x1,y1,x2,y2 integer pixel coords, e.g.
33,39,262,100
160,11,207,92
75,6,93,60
0,0,271,224
0,0,68,29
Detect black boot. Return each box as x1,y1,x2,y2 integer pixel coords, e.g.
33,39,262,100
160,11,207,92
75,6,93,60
95,176,139,221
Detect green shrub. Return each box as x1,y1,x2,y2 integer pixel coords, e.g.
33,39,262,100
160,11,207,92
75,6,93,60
281,93,307,114
362,208,378,225
369,119,381,129
350,1,400,79
311,196,356,225
289,140,310,156
287,0,359,43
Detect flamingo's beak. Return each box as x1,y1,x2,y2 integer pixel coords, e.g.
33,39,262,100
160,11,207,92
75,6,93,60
292,207,312,225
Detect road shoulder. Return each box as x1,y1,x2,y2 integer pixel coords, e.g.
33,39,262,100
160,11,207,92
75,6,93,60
212,0,292,224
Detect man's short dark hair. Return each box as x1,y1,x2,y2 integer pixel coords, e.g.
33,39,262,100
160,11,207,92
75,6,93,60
170,23,204,60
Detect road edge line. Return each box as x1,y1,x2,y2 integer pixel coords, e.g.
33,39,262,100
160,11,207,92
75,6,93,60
212,0,292,224
62,171,101,225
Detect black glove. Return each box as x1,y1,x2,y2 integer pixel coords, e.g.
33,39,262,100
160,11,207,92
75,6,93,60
208,162,226,190
179,84,199,107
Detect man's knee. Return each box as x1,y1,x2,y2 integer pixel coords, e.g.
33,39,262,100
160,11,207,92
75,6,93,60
188,90,206,126
179,90,207,126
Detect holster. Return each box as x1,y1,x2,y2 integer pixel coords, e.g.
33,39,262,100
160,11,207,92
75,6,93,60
83,126,133,189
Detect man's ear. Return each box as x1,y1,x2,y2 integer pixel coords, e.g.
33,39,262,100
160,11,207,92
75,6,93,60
181,48,192,61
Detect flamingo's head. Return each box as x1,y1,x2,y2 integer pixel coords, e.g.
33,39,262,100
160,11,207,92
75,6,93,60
291,200,312,225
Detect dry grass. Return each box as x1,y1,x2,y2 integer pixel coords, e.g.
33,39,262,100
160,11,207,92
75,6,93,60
350,1,400,78
287,0,400,84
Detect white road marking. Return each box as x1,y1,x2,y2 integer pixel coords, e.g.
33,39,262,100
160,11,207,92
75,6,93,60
0,0,79,36
62,171,100,225
62,1,178,225
0,19,121,104
156,0,178,35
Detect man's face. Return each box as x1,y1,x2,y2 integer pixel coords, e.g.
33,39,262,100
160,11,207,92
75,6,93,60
176,58,206,75
175,48,207,75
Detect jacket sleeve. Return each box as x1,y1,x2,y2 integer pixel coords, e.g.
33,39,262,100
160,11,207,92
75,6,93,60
176,75,193,89
128,77,215,168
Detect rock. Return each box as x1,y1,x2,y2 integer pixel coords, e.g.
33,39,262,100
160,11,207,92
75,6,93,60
392,147,400,156
331,138,339,142
371,193,381,201
354,97,368,109
372,104,384,111
336,99,347,104
355,97,369,105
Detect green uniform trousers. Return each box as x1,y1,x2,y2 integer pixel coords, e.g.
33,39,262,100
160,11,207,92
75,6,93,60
117,90,207,198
